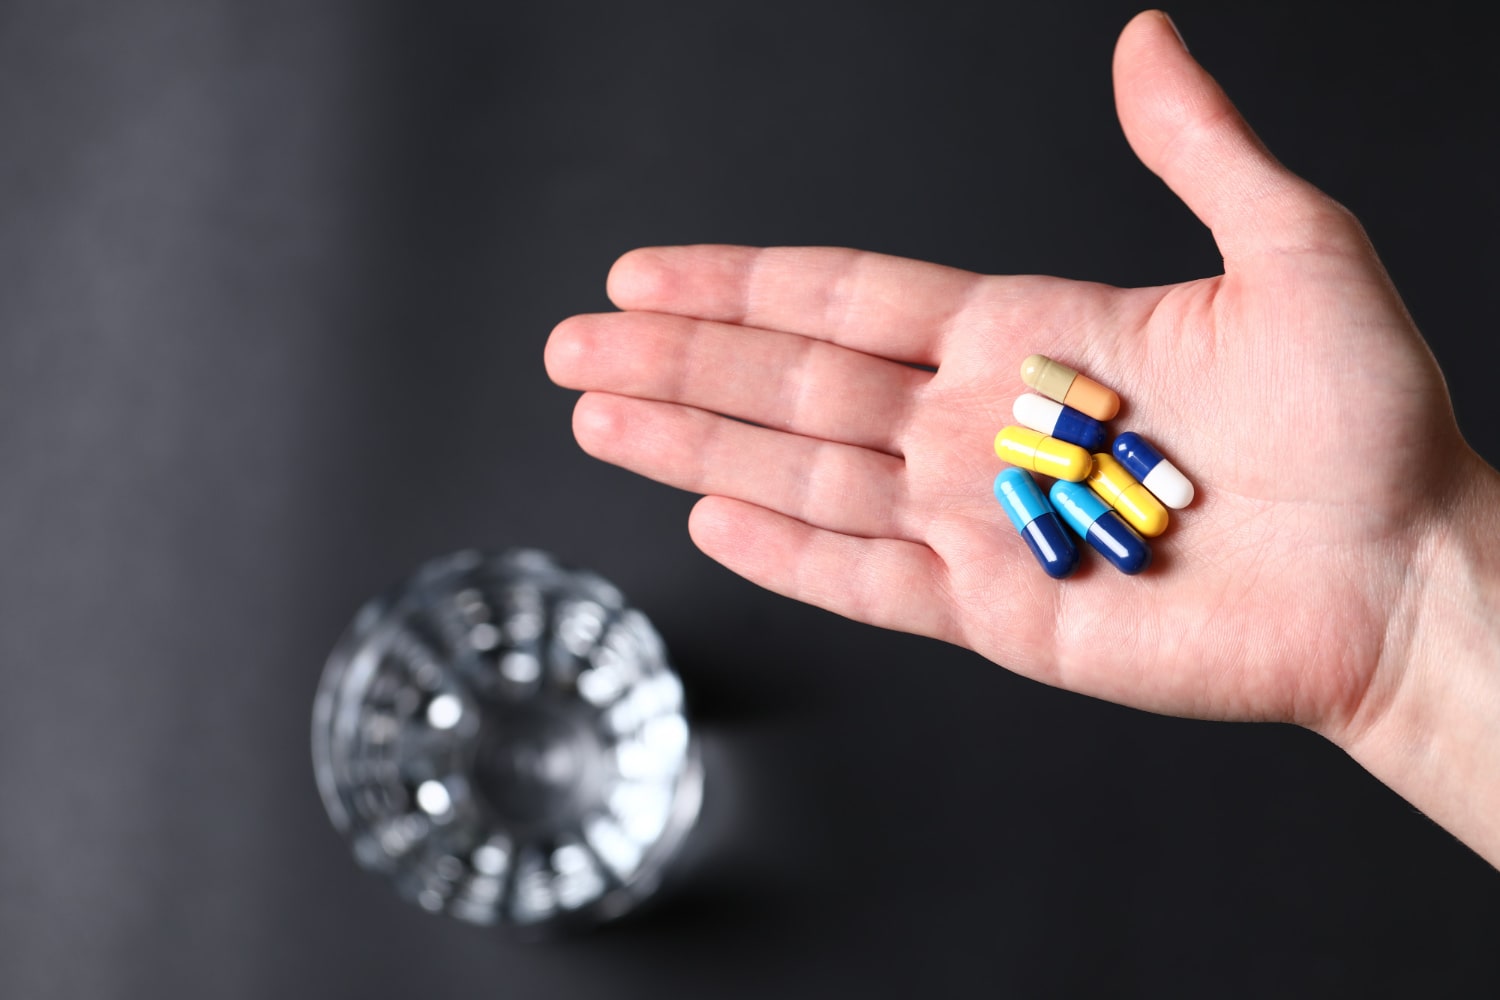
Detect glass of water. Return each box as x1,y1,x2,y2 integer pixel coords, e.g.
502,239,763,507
312,549,702,931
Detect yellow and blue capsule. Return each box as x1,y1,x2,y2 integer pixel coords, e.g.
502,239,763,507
1012,394,1110,452
993,469,1080,579
1087,452,1169,538
1049,480,1152,575
994,425,1092,482
1112,432,1194,509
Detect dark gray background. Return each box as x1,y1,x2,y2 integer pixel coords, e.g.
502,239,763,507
2,1,1497,996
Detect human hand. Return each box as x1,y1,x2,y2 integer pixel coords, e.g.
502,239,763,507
546,12,1500,860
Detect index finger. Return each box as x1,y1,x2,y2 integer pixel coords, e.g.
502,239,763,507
606,245,987,366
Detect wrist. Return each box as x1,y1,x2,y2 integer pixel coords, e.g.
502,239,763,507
1333,450,1500,866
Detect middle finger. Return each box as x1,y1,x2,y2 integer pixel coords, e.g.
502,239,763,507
547,311,928,457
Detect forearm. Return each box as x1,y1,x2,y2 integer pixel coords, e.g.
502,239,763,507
1339,451,1500,867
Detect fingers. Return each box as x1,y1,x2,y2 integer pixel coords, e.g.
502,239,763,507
688,495,958,643
547,310,928,457
1112,10,1368,262
606,245,989,366
573,393,921,543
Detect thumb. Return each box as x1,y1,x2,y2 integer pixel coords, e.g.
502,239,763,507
1113,10,1363,263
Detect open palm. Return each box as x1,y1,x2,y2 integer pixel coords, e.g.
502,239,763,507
545,12,1472,745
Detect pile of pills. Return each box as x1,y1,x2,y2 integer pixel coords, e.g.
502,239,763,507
992,354,1192,577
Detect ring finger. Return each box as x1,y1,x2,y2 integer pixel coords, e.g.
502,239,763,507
572,392,921,543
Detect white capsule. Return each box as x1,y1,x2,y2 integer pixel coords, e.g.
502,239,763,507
1013,393,1109,452
1141,462,1194,510
1012,393,1064,436
1113,431,1195,509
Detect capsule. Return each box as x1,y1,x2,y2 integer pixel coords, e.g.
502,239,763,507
1012,394,1109,452
1086,453,1169,537
993,469,1080,579
994,426,1092,482
1020,354,1120,421
1049,480,1152,575
1113,432,1194,509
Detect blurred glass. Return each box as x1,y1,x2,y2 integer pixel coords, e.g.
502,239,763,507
312,549,702,931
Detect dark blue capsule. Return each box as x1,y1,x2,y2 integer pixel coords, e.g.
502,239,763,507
1052,404,1109,452
993,469,1080,579
1048,480,1153,575
1113,431,1165,480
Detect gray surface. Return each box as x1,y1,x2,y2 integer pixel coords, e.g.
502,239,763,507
2,1,1497,996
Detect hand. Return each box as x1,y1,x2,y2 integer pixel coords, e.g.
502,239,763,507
546,11,1500,862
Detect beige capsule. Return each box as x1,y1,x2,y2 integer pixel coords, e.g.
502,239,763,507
1020,354,1120,421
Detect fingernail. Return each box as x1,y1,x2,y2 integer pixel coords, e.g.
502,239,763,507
1160,11,1188,52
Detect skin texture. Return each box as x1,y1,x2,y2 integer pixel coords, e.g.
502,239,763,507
546,11,1500,864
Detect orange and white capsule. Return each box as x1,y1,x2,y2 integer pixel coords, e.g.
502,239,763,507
1020,354,1120,421
994,426,1092,482
1086,452,1169,537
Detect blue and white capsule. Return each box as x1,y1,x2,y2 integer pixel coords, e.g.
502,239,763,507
1048,480,1152,575
993,469,1080,579
1112,432,1194,509
1012,394,1110,452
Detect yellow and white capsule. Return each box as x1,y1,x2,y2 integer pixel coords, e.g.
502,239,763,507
1086,453,1169,537
1020,354,1120,421
994,426,1093,482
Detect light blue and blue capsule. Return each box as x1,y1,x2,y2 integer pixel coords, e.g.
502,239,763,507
1112,432,1194,509
993,469,1079,579
1048,480,1152,575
